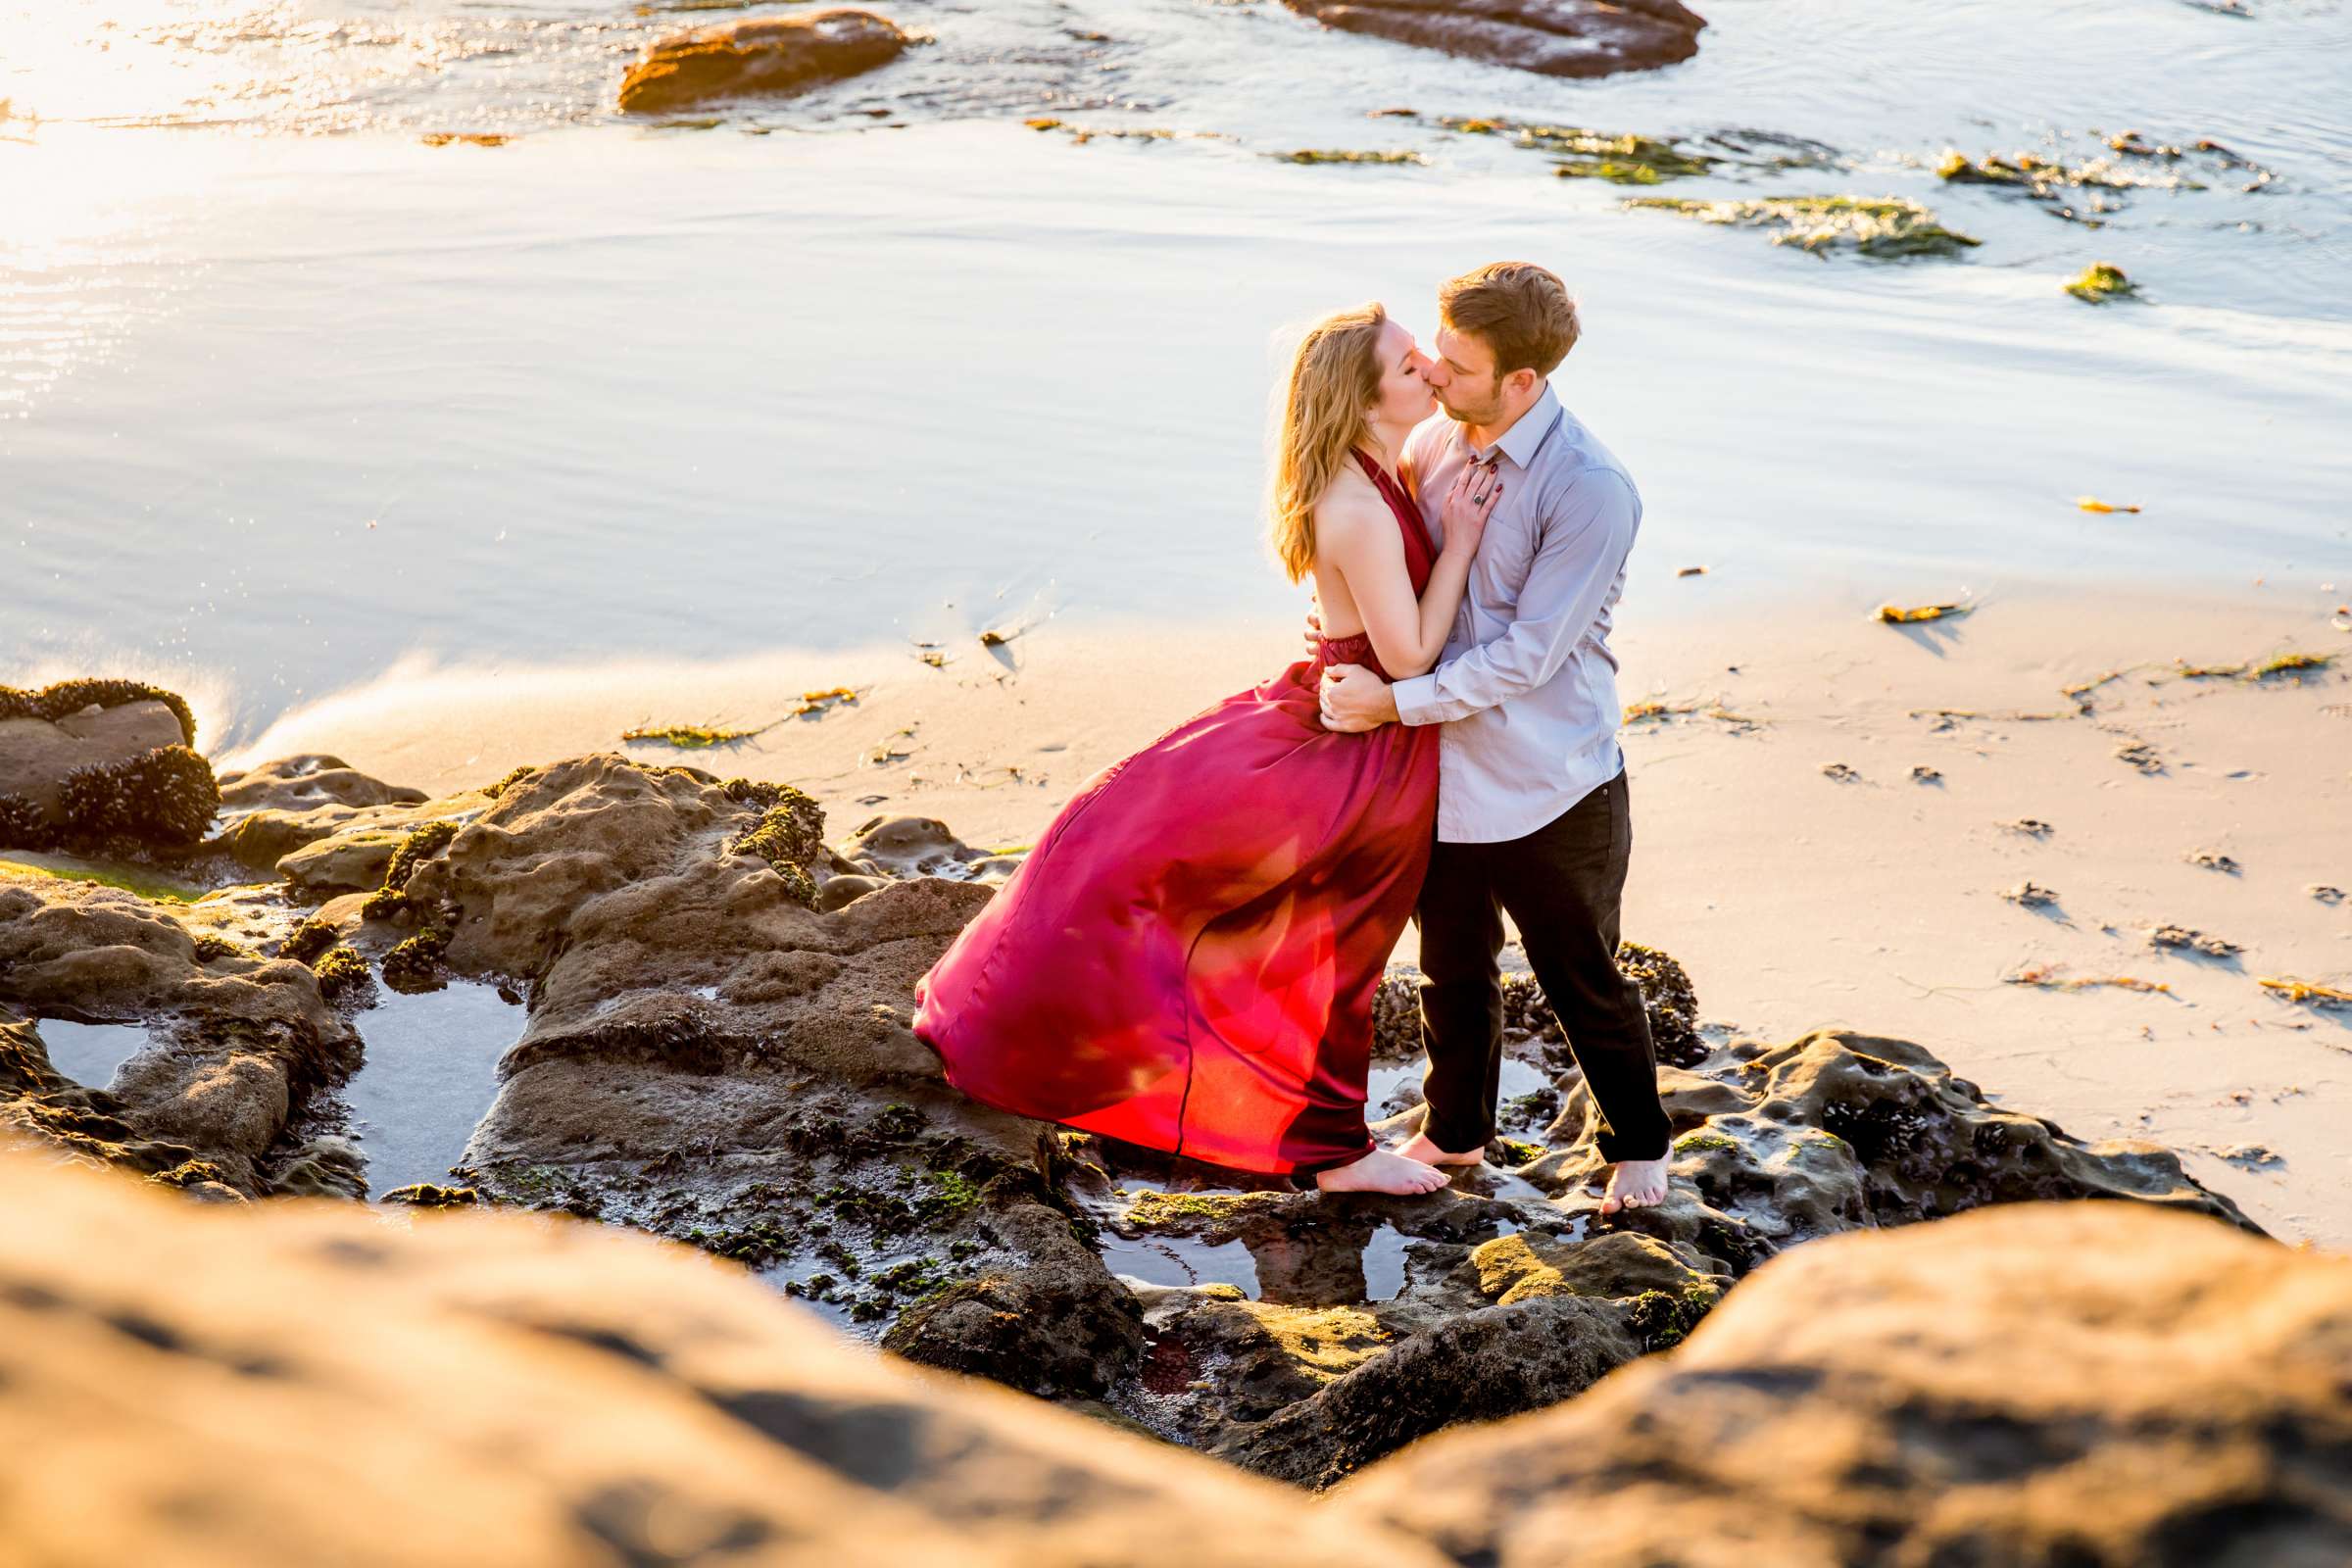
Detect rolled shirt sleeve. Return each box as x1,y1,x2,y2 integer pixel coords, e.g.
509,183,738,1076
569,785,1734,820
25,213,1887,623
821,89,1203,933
1392,468,1638,728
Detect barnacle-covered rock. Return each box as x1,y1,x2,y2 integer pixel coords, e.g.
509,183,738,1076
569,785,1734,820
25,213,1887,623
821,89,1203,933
0,679,212,849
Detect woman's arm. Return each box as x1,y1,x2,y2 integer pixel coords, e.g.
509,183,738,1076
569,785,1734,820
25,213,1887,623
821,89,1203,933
1317,466,1498,678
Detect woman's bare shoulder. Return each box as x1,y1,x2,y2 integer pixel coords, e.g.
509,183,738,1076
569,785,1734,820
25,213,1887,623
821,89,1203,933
1312,469,1391,540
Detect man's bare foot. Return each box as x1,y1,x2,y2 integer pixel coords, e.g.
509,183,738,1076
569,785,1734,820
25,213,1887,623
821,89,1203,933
1393,1129,1488,1168
1600,1154,1670,1213
1315,1148,1451,1195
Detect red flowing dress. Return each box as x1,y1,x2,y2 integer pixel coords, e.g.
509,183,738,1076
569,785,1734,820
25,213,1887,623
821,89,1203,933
914,451,1441,1176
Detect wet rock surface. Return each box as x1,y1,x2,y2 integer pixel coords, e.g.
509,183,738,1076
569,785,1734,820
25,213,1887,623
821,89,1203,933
0,723,2270,1489
1336,1200,2352,1567
0,873,358,1195
617,11,913,115
1281,0,1706,80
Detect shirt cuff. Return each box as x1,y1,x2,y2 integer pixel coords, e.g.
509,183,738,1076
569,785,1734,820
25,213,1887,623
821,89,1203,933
1391,672,1442,727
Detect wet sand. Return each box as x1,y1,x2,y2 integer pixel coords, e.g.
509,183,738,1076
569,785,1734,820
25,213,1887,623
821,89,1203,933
222,584,2352,1246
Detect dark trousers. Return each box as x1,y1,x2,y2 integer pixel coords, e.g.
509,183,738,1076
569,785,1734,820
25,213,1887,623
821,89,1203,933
1413,767,1671,1163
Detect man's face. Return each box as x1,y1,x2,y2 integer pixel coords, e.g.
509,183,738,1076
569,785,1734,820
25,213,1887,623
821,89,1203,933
1430,323,1507,426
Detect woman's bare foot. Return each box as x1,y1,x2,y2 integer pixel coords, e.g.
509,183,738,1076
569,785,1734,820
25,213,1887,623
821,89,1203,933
1600,1155,1670,1213
1393,1128,1489,1168
1315,1148,1451,1195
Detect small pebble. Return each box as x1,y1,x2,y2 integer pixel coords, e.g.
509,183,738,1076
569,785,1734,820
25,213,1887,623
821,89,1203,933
1821,762,1860,782
2311,885,2345,905
1910,764,1941,783
2214,1144,2281,1170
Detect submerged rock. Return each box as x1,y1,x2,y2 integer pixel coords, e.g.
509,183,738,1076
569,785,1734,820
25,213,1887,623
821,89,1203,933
1625,194,1982,258
1337,1200,2352,1566
617,11,912,115
1281,0,1705,80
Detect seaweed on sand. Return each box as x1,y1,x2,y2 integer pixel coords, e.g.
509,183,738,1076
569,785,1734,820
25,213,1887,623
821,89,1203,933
2257,978,2351,1009
1876,601,1971,624
621,719,775,749
2006,963,2172,996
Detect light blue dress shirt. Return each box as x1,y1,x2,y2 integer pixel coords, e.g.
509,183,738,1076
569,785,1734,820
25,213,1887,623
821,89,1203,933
1390,383,1641,844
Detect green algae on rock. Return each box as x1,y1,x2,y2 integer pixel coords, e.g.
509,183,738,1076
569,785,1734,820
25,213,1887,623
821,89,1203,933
312,945,376,1005
1625,194,1982,258
727,786,826,906
1274,148,1427,166
2065,261,2138,302
1438,117,1718,183
381,926,452,995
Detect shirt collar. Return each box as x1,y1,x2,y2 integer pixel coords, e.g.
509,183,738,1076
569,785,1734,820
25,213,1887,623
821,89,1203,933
1465,381,1561,468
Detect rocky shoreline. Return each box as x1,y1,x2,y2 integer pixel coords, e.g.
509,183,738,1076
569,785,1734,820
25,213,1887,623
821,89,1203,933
3,676,2310,1514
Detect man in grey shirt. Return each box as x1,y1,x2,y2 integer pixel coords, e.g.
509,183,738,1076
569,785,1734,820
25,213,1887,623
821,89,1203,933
1320,261,1672,1213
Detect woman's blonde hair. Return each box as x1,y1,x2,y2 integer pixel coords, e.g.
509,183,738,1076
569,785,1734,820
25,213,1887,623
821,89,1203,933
1267,303,1387,585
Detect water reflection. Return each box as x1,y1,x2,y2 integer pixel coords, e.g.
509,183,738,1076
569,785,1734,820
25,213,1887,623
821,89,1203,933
341,978,519,1197
36,1017,150,1090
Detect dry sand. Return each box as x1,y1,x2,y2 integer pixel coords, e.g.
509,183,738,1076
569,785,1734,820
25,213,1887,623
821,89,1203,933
222,586,2352,1245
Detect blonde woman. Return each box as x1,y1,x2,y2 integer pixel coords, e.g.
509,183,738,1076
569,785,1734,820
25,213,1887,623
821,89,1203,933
914,304,1500,1195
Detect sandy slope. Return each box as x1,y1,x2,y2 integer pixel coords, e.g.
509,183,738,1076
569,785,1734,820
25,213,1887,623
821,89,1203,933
225,587,2352,1244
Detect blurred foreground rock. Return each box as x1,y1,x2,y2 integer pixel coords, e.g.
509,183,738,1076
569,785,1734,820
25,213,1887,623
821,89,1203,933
0,1145,1431,1568
1338,1200,2352,1567
4,1149,2338,1565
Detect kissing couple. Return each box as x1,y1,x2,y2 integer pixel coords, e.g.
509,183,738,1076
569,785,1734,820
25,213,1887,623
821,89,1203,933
914,261,1673,1209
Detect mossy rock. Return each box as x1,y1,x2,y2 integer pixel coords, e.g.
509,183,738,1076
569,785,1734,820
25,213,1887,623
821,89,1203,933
2065,262,2137,303
382,820,461,891
279,916,341,965
57,745,221,848
312,946,375,1004
381,927,451,995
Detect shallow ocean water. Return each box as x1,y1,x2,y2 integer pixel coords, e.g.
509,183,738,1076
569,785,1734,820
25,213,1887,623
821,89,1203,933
5,0,2347,745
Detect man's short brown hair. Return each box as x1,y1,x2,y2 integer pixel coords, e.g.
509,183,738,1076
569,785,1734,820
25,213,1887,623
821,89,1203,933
1438,262,1580,379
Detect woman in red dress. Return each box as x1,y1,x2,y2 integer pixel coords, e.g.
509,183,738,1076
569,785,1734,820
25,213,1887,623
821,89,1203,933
914,304,1502,1194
